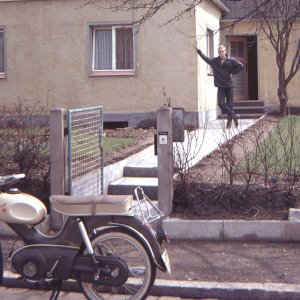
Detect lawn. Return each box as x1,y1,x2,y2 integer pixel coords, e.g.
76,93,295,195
103,136,135,156
252,115,300,173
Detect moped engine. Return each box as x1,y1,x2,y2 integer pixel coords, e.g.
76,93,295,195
11,244,79,281
11,244,129,286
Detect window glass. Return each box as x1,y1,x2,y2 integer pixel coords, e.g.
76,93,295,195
94,29,112,70
116,27,133,70
0,30,4,74
91,25,134,75
231,41,244,57
206,28,214,74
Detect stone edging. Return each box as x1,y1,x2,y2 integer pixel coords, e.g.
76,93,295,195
163,218,300,242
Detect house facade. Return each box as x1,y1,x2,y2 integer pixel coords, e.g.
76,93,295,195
220,0,299,114
0,0,298,128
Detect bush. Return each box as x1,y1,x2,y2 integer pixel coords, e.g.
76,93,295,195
0,100,50,208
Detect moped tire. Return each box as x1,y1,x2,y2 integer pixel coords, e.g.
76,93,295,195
80,229,156,300
0,242,3,285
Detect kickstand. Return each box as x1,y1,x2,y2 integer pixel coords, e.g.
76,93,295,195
49,279,62,300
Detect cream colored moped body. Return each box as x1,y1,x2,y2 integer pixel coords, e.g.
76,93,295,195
0,190,47,225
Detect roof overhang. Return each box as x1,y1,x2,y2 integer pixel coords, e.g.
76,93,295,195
211,0,230,13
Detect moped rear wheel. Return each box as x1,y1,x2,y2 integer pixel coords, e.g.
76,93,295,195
80,229,156,300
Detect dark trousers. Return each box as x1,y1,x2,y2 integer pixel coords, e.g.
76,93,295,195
217,87,235,119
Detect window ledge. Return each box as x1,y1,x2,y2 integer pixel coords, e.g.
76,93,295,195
0,73,6,79
90,70,135,77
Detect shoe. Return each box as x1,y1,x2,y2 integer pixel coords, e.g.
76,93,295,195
233,114,240,128
226,119,232,129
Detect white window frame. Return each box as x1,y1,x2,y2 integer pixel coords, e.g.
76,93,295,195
88,22,136,77
0,26,6,79
206,28,214,75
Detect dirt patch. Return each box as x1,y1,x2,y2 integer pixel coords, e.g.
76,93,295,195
104,127,156,166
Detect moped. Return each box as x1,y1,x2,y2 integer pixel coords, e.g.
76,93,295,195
0,173,170,300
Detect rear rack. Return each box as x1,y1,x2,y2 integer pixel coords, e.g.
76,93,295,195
133,187,165,224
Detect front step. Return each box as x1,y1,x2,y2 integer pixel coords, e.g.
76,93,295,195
234,100,264,107
219,113,264,119
218,100,265,119
108,177,158,200
234,107,265,114
123,166,158,177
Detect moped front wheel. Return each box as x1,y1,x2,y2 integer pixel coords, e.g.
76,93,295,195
80,229,156,300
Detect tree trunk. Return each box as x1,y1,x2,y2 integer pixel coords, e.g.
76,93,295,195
277,66,289,116
277,86,289,116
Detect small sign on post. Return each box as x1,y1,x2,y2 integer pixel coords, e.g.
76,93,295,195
158,131,168,144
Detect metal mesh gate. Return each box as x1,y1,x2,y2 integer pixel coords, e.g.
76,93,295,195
67,106,103,196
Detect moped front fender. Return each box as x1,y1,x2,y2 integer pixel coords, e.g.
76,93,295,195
85,215,168,272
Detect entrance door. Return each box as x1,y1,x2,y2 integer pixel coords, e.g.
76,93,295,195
227,36,249,100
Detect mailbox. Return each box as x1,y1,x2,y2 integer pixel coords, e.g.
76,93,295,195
172,107,185,143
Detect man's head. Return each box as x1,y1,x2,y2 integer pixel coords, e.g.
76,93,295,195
218,45,227,60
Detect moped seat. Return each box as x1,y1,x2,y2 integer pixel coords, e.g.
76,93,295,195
50,194,133,216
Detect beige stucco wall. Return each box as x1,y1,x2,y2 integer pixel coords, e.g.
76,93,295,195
221,20,300,110
195,1,222,119
0,0,201,119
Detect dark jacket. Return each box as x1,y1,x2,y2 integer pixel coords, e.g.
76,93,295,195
197,49,244,88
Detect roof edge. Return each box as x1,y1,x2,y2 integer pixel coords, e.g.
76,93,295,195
211,0,230,13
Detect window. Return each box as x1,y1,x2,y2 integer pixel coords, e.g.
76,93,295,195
206,28,214,74
89,23,135,76
0,27,6,79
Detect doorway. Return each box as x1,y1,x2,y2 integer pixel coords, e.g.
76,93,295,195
227,35,258,100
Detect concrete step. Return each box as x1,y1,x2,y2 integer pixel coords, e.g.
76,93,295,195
123,166,158,177
108,177,158,200
234,100,264,107
219,113,264,120
234,107,265,114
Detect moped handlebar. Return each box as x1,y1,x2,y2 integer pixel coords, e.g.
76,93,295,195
0,173,25,185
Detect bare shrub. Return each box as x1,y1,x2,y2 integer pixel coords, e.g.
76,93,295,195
0,100,50,206
217,128,240,185
173,115,208,205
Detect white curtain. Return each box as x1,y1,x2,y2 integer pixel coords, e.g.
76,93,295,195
94,29,112,70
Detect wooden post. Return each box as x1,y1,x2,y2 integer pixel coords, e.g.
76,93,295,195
157,106,174,218
50,108,66,229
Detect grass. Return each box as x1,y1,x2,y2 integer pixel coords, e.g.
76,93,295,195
246,115,300,173
103,136,135,155
71,129,135,159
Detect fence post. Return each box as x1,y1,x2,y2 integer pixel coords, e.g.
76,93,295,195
157,106,174,218
50,108,66,229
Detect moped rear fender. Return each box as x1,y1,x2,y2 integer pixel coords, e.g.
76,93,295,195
85,215,168,272
7,215,168,272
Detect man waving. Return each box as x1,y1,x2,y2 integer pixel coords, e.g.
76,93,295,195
195,44,244,128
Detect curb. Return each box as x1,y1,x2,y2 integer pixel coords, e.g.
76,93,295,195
3,272,300,300
152,279,300,300
163,218,300,242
